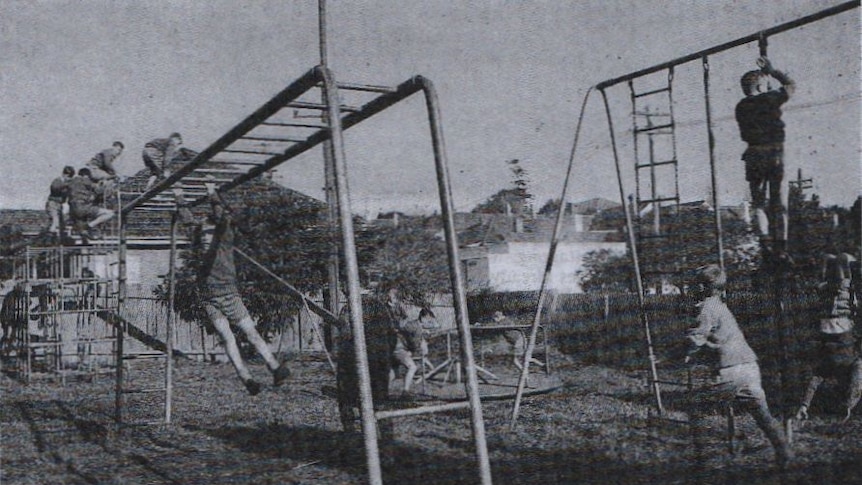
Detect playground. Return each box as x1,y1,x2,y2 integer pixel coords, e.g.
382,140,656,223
1,2,860,484
2,340,861,485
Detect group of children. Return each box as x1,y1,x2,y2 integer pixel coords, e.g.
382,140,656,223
44,132,184,243
681,56,861,469
683,254,860,469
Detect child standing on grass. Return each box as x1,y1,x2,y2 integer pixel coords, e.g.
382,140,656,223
684,264,793,468
796,253,861,423
391,308,435,394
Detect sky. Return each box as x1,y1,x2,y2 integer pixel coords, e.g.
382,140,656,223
1,1,859,217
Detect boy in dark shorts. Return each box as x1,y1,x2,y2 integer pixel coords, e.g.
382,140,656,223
735,56,795,260
67,168,115,242
196,179,290,395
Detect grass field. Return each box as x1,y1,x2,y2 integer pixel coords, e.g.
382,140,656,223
2,292,861,484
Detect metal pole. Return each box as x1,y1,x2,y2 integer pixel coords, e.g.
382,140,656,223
420,77,492,485
511,88,594,428
165,211,178,424
320,67,382,485
115,221,127,423
702,56,725,270
600,88,664,414
320,0,341,337
596,1,859,90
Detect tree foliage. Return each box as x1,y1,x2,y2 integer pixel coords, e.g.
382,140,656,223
472,159,533,215
357,216,450,306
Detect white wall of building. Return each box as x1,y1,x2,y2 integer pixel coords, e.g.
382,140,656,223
486,241,626,293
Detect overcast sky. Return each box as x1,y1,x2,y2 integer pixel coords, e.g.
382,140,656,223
1,1,859,216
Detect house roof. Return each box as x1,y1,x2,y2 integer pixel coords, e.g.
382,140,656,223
567,197,621,215
456,213,624,247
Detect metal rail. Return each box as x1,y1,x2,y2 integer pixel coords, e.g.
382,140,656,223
596,1,859,90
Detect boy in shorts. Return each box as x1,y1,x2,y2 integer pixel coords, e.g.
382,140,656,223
735,56,795,260
197,180,290,395
685,264,793,468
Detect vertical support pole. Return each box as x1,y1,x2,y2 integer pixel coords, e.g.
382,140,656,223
600,88,664,414
24,282,32,384
320,0,341,337
702,56,725,270
115,220,127,423
320,67,382,485
628,81,642,225
511,88,594,428
647,127,660,236
165,211,178,424
420,78,492,485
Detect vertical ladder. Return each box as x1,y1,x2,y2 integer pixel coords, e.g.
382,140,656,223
628,67,680,239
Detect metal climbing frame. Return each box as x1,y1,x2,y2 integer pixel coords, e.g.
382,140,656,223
2,244,119,383
511,0,861,423
118,65,492,485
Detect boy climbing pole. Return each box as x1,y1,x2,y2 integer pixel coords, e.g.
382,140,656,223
735,56,795,262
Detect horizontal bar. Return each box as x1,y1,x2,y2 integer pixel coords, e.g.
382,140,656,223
635,123,673,134
333,81,398,94
636,159,677,169
222,149,283,156
376,401,471,420
190,168,248,175
633,111,671,117
260,121,327,129
186,70,429,206
122,66,323,215
597,1,859,89
122,388,167,394
239,135,307,143
286,101,361,113
638,196,679,204
209,159,270,166
633,86,670,98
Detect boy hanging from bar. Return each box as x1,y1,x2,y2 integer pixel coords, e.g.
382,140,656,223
684,264,793,469
177,179,290,396
795,252,861,424
735,56,795,263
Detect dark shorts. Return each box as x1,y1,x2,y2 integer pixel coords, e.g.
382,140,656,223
69,203,104,221
142,147,165,176
203,292,251,325
743,144,784,184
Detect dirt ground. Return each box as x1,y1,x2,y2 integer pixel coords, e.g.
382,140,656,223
1,351,860,485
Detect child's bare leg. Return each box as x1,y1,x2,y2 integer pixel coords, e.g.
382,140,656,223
211,316,252,382
237,316,280,371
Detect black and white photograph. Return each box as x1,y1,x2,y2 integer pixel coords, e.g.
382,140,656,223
1,1,860,483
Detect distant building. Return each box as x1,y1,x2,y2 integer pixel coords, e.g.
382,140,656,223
456,206,626,293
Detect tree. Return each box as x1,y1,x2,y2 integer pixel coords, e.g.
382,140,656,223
538,198,561,216
577,248,634,293
472,159,533,215
357,215,450,306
